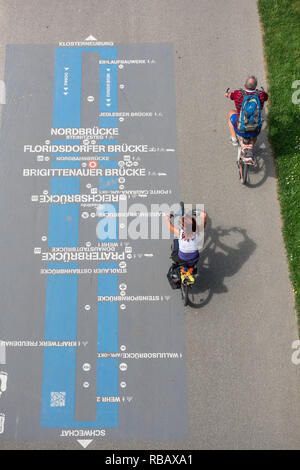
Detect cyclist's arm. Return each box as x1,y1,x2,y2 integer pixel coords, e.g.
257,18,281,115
165,214,180,238
260,90,269,104
196,212,207,235
200,211,207,229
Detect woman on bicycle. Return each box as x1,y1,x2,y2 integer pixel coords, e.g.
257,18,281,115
165,211,207,284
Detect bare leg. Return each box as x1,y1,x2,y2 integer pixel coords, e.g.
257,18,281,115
228,110,237,139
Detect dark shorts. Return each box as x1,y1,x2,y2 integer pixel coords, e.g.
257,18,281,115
230,113,261,138
171,239,199,267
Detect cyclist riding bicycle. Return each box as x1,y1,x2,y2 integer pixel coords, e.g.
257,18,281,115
225,76,268,158
165,211,207,285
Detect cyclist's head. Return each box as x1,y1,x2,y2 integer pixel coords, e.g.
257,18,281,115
181,214,197,237
245,75,258,90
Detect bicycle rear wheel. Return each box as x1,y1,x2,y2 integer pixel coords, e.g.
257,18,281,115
181,282,189,306
239,161,248,185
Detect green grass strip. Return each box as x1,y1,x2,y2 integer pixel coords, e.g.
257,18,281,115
258,0,300,318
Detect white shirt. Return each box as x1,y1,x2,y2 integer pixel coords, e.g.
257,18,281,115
179,229,199,253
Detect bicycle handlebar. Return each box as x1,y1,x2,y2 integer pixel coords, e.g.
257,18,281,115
226,86,264,93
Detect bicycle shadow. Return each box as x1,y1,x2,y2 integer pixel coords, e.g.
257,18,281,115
244,125,276,188
187,218,256,309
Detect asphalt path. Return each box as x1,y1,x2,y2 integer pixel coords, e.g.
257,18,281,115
0,0,299,450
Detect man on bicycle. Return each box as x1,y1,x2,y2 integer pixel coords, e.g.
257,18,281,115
225,75,268,147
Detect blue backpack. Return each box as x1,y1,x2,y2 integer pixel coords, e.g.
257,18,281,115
237,89,262,133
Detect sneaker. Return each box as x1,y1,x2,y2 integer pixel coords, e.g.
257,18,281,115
231,137,238,146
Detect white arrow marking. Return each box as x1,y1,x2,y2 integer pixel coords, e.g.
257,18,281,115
77,439,93,449
0,342,6,365
127,396,133,402
85,35,97,41
165,296,171,301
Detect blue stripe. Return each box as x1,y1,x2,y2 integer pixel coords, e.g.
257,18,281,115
98,160,118,169
48,205,79,247
98,263,119,352
41,47,82,428
96,47,119,425
42,46,120,429
99,47,118,128
52,140,81,169
50,177,80,195
52,50,81,128
41,347,77,427
44,264,78,340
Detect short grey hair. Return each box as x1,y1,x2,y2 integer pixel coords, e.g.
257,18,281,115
245,75,258,90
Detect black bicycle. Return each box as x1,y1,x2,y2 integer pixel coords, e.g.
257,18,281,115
226,87,263,185
169,202,200,306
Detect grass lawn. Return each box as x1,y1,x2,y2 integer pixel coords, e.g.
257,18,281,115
258,0,300,322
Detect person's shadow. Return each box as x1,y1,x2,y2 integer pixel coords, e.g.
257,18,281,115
245,126,276,188
188,217,256,309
